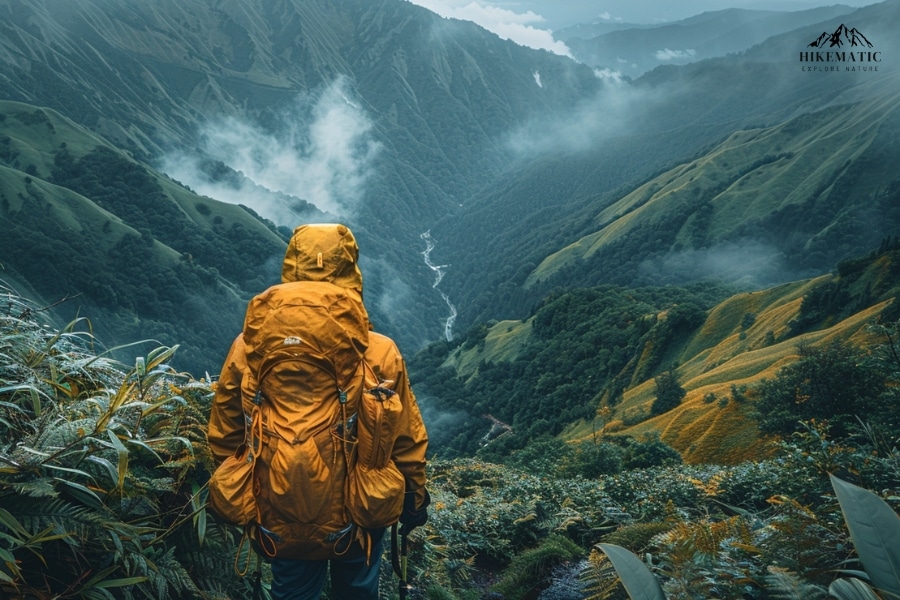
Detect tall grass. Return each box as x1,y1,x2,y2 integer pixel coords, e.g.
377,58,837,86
0,283,251,599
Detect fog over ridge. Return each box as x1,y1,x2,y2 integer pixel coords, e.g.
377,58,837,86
160,77,380,227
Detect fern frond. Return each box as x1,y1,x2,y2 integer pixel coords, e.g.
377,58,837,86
582,547,626,600
9,478,58,498
6,496,115,542
146,545,201,599
763,566,829,599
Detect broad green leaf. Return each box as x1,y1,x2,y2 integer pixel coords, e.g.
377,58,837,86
830,474,900,598
107,429,129,492
85,454,119,487
28,386,41,417
192,482,207,546
53,478,103,509
829,577,881,600
77,566,119,591
93,576,149,589
595,543,667,600
0,508,30,538
41,462,95,481
146,345,178,370
27,524,74,543
124,438,163,463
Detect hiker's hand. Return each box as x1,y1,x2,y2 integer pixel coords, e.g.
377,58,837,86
399,488,430,535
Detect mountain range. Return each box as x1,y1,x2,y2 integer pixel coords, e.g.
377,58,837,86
1,0,899,460
559,5,859,76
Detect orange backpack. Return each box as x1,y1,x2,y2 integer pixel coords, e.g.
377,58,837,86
208,279,405,554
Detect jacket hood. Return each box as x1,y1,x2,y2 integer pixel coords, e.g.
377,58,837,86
281,224,363,293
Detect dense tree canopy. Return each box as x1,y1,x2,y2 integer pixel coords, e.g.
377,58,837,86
754,340,895,438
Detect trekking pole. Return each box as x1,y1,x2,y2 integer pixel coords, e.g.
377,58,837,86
390,523,411,600
401,528,410,600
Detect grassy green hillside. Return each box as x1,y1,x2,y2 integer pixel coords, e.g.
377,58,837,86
412,244,900,464
432,1,900,338
0,101,288,373
526,73,900,291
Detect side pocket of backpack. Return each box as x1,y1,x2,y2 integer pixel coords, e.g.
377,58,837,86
347,461,405,528
208,443,258,526
356,388,403,469
347,384,406,528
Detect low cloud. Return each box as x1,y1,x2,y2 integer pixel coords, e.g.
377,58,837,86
417,396,471,448
503,72,666,157
655,48,696,61
637,240,790,288
405,0,571,56
593,67,625,83
359,256,414,328
161,77,380,226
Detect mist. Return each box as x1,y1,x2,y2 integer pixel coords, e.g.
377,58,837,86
636,239,797,289
416,395,474,450
359,256,414,326
404,0,572,56
161,77,381,227
503,71,662,157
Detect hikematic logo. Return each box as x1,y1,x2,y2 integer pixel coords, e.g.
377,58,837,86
801,24,882,73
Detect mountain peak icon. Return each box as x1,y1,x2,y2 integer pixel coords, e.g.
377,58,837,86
808,24,873,48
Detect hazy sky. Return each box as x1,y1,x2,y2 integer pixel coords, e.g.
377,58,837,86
404,0,883,53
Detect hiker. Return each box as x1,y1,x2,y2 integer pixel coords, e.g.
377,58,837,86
207,223,429,600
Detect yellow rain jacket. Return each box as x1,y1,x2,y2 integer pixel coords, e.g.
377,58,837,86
207,224,429,560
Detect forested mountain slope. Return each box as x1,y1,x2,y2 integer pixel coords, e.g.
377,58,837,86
0,101,289,371
432,0,900,335
411,244,900,464
0,0,603,364
2,0,898,376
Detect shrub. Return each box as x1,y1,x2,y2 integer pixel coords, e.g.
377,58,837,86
491,535,583,599
602,522,674,553
0,287,251,599
651,369,686,416
621,435,683,470
754,340,886,437
559,441,625,478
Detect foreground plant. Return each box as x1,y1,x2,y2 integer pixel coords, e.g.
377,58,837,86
584,475,900,600
0,286,247,599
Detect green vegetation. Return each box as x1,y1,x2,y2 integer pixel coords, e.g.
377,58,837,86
0,115,290,374
2,284,899,600
590,474,900,600
413,245,900,466
754,339,896,439
3,3,900,596
51,145,286,294
0,286,254,599
650,370,685,416
409,282,730,458
520,89,900,300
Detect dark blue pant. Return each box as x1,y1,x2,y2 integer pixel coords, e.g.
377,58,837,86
269,532,384,600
